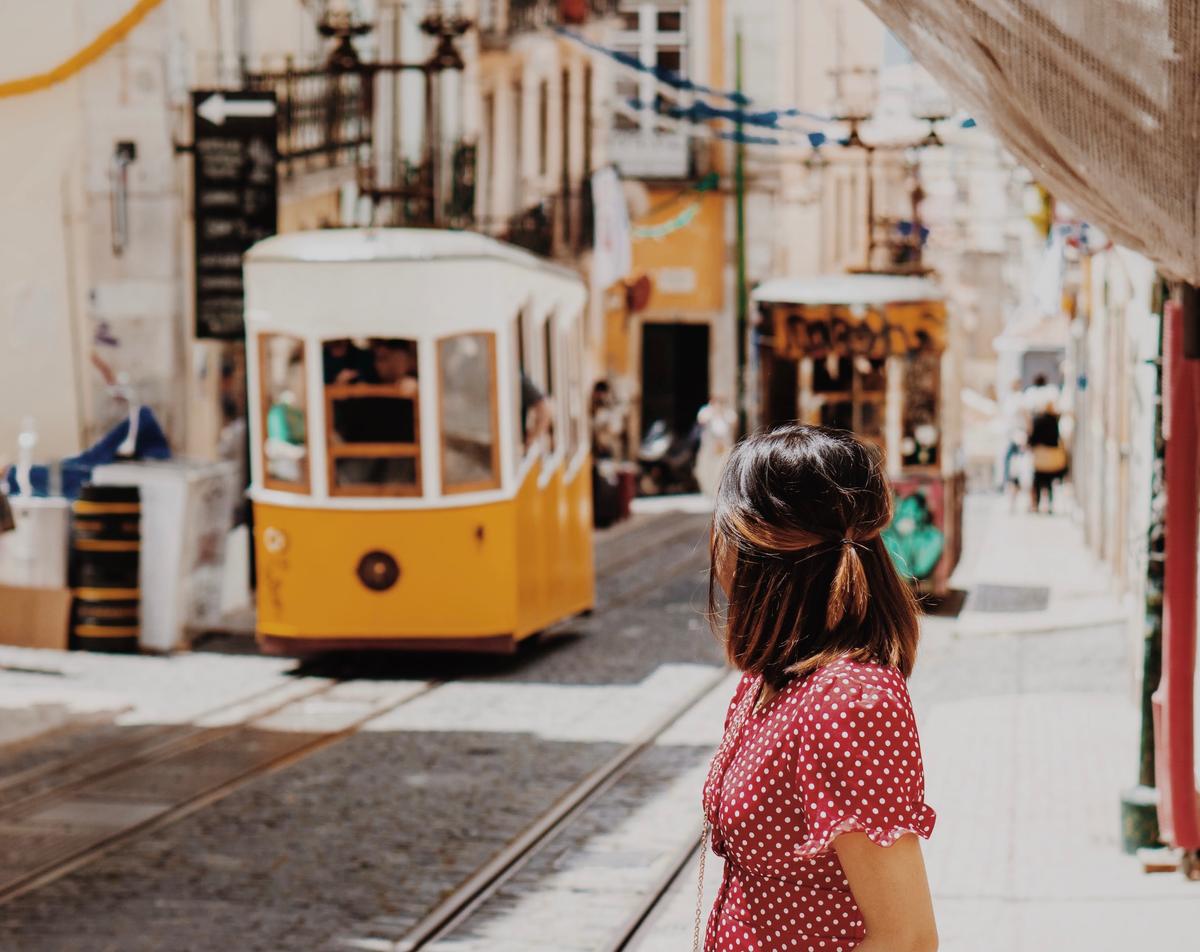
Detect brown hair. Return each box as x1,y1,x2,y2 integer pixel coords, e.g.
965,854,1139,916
709,424,920,691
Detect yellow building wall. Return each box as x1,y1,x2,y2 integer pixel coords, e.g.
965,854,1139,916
604,189,727,378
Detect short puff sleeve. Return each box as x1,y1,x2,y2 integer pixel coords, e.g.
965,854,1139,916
794,667,936,859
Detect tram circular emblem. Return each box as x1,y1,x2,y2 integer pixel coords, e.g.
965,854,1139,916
262,526,288,554
357,550,400,591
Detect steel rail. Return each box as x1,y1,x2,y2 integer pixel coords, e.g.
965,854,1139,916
0,672,333,806
381,666,729,952
0,511,713,920
0,680,442,907
593,511,710,578
600,828,705,952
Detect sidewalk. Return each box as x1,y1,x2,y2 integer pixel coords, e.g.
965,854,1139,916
919,493,1195,951
636,492,1197,952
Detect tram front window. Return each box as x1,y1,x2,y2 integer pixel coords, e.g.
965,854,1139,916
259,334,309,492
323,338,421,496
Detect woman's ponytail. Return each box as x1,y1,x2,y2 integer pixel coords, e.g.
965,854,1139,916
826,538,870,631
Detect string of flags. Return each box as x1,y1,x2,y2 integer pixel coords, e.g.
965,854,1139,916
556,28,978,148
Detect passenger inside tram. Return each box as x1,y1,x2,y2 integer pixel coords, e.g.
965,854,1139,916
520,371,553,453
322,338,373,385
262,335,308,486
324,338,420,492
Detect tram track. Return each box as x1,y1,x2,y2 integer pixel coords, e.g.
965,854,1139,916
601,829,705,952
0,509,716,934
594,511,710,579
0,511,695,814
0,679,440,906
0,676,333,810
339,667,729,952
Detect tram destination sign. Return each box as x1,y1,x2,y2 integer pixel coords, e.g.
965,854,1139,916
192,90,278,339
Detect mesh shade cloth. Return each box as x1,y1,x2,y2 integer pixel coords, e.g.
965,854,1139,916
861,0,1200,282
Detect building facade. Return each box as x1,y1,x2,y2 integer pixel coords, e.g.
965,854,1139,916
0,0,615,473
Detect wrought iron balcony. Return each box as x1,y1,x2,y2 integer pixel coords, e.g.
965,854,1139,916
479,0,621,43
360,141,478,230
244,60,372,172
501,183,594,259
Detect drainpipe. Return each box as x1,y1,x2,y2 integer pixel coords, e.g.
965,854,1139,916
1155,288,1200,875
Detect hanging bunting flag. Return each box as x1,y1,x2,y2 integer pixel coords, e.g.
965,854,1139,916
632,202,701,241
556,27,750,106
559,27,981,140
628,97,827,148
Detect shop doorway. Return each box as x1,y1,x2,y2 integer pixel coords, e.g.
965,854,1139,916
640,322,710,437
760,349,799,430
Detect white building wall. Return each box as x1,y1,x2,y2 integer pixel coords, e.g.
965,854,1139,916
0,0,362,467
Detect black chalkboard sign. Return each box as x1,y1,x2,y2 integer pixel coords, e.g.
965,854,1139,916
192,90,278,340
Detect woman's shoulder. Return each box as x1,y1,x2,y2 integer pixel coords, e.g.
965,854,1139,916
793,656,911,714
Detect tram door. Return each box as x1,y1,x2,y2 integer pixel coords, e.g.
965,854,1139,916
640,322,710,437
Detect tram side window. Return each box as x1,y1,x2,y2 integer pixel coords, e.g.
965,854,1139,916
513,313,529,463
539,318,557,455
323,338,421,495
564,317,584,460
439,333,500,493
518,314,554,457
259,334,309,492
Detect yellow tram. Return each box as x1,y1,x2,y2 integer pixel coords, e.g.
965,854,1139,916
243,229,594,654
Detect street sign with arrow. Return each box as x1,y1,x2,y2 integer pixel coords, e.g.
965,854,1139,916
191,89,279,339
195,92,278,127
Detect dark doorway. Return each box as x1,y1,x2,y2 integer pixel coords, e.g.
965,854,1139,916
640,322,710,436
1021,348,1065,388
760,350,799,430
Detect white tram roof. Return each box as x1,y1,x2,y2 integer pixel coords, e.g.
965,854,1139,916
246,227,577,277
752,273,943,307
244,228,586,338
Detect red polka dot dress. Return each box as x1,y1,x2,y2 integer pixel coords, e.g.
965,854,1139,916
701,658,935,951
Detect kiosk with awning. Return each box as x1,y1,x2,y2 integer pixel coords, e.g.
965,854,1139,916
752,273,963,594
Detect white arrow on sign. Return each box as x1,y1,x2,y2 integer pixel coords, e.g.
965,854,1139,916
196,93,277,127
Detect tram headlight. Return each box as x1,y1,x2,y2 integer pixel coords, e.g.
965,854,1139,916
262,526,288,554
357,550,400,592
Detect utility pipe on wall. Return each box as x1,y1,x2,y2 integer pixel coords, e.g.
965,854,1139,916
1155,293,1200,861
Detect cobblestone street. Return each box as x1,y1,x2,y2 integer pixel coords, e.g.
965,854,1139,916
1,499,1197,951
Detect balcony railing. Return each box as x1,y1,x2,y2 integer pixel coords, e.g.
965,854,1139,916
244,61,372,172
500,183,594,259
361,141,478,229
480,0,621,43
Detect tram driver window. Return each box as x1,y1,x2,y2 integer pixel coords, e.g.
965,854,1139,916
439,332,500,493
323,338,421,495
260,334,309,492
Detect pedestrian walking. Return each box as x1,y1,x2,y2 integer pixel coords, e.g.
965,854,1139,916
695,396,737,497
1028,401,1068,513
998,377,1028,509
699,424,937,952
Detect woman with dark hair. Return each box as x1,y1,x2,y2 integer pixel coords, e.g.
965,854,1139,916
701,424,937,952
1027,402,1068,514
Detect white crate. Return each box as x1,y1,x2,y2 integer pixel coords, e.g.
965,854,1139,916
91,460,240,652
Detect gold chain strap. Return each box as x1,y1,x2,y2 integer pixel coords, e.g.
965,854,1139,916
693,683,757,952
692,821,710,952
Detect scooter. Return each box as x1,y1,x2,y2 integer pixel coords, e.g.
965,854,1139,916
637,419,700,495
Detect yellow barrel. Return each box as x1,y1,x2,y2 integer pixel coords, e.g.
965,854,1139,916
69,485,140,653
